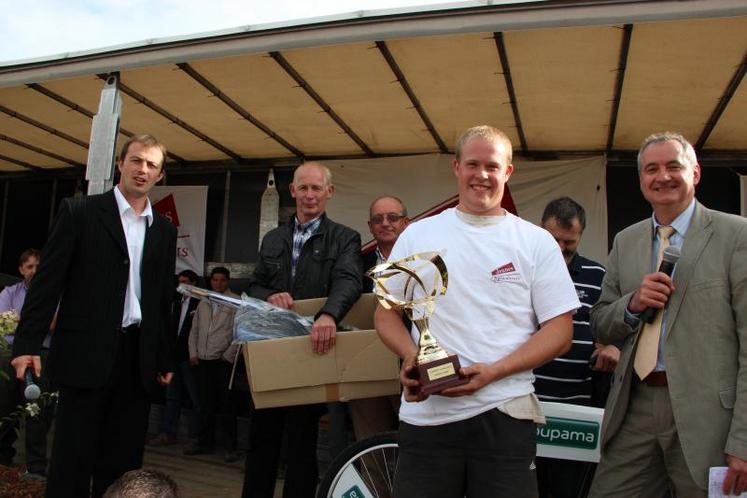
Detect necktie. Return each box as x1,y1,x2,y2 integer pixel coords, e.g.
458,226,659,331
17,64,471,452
634,225,676,380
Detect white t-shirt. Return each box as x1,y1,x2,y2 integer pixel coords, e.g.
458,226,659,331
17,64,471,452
388,208,580,426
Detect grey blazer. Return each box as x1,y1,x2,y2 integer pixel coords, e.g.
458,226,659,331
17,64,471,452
591,202,747,489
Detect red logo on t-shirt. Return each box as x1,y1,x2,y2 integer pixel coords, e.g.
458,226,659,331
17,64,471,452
491,262,516,276
491,262,520,283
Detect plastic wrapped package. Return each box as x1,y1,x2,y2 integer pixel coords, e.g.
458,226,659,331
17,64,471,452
176,284,356,344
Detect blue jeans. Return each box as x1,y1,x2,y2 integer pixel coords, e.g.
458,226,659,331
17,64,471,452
161,360,200,438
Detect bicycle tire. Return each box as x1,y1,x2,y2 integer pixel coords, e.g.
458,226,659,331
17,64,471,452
316,431,399,498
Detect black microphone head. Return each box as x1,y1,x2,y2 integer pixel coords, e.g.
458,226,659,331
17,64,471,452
662,246,681,264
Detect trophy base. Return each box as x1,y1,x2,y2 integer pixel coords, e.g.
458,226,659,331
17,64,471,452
410,354,469,396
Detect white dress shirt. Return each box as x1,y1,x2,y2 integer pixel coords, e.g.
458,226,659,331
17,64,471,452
178,296,190,334
113,186,154,327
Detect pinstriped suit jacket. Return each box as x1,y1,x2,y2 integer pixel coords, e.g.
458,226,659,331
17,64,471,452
13,189,177,396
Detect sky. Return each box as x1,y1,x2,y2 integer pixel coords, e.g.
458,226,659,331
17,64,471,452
0,0,463,63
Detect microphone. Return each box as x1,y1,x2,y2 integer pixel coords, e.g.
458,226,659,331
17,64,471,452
640,245,681,324
24,370,41,401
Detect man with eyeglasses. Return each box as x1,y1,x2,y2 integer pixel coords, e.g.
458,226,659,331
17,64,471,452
342,196,412,446
363,196,410,292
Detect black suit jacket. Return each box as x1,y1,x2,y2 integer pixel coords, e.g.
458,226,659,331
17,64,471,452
13,189,177,396
362,249,378,293
173,296,198,361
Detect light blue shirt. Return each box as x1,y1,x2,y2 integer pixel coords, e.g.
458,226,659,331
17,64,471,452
651,199,695,371
626,199,696,372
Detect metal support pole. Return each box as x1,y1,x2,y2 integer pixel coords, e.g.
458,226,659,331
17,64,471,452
49,178,58,230
86,73,122,195
258,168,279,251
219,170,231,262
0,180,9,264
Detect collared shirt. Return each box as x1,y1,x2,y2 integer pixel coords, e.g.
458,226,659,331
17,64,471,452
535,253,606,405
625,199,695,371
178,296,190,335
113,185,154,327
0,280,28,314
375,247,386,266
651,199,695,371
291,216,322,278
0,280,28,345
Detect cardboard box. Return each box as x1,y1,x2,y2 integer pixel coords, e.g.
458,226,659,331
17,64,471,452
242,293,401,409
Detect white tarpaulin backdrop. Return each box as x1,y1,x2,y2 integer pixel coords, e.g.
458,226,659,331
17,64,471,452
151,186,208,275
326,155,608,264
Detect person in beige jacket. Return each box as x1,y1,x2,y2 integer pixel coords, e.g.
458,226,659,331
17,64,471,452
589,132,747,497
184,266,240,462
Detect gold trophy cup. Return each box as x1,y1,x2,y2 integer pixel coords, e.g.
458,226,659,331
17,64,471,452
368,252,468,395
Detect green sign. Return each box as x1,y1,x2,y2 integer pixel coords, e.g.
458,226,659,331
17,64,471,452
536,417,599,449
342,485,366,498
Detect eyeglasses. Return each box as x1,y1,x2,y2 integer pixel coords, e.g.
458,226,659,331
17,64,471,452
370,213,406,225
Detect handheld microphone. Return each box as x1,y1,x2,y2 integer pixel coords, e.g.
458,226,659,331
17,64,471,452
24,370,41,401
640,246,681,324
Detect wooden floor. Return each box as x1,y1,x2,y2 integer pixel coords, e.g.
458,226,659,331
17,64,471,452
14,427,289,498
142,441,262,498
13,414,336,498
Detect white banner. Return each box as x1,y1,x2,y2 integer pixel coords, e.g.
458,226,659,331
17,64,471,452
151,186,208,275
325,154,608,264
741,174,746,218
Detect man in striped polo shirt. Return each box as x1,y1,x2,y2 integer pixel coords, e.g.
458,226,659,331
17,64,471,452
534,197,620,498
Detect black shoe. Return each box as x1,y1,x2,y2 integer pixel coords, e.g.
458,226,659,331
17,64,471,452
184,444,212,456
223,450,239,463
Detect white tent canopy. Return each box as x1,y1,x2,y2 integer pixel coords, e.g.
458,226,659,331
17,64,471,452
0,0,745,173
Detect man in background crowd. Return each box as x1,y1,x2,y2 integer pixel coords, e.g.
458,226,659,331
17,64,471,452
351,195,410,440
185,267,239,463
534,197,619,498
0,248,53,478
149,269,201,446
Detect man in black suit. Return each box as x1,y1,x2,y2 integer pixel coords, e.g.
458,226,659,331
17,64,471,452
149,269,201,446
11,134,177,498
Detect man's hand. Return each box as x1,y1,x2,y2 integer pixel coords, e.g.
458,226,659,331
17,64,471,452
189,356,199,366
268,292,294,310
628,272,674,314
723,454,747,496
11,355,41,379
157,372,173,386
400,354,427,403
310,313,337,354
441,362,499,397
591,344,620,372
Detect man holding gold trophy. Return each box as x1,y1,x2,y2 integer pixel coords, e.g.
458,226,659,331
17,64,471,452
373,126,581,497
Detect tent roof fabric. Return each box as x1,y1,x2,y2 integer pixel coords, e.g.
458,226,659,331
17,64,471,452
0,0,745,172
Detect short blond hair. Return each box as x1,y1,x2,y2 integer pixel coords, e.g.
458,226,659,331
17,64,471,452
455,126,513,164
293,162,332,187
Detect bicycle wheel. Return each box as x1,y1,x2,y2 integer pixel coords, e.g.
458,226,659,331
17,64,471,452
317,431,399,498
